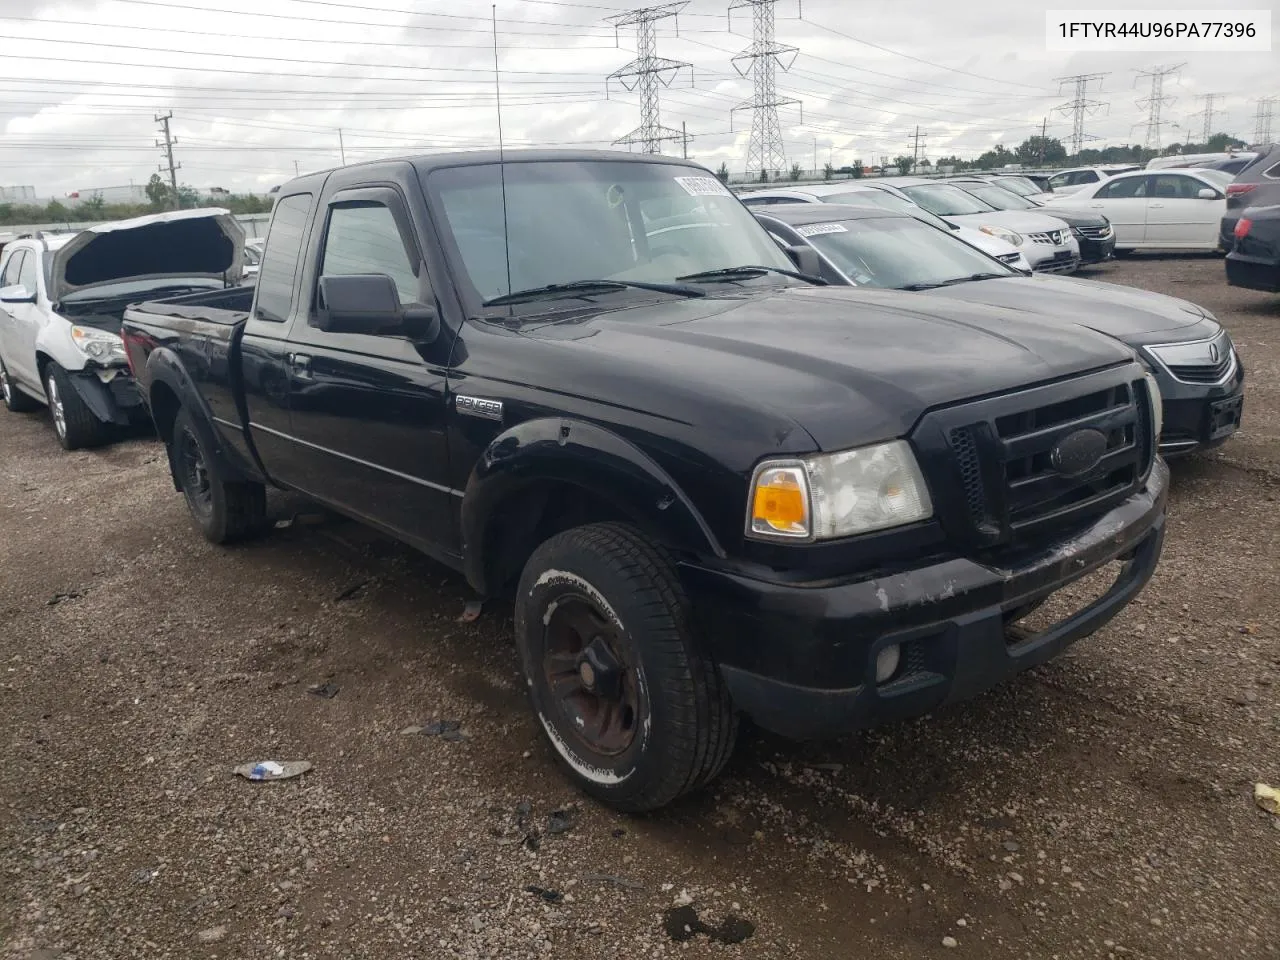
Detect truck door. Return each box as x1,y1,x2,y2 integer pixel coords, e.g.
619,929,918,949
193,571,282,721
277,186,457,555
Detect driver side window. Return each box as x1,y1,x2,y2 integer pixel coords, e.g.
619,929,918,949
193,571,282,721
321,202,420,304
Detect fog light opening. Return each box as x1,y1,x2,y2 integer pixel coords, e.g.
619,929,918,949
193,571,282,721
875,643,902,685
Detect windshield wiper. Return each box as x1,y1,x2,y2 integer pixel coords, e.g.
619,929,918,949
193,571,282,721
899,272,1010,291
676,265,827,286
483,279,705,307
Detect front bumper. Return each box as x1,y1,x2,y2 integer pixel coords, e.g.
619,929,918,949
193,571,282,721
681,461,1168,739
1225,252,1280,293
69,369,144,426
1025,245,1081,274
1075,233,1116,264
1151,356,1246,457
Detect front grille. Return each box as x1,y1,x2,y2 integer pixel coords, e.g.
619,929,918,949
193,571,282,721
1034,250,1080,274
1073,225,1112,241
914,369,1152,549
1167,356,1233,383
1028,230,1067,245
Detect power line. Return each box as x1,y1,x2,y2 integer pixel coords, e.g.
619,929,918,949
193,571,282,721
729,0,800,178
605,4,692,154
1133,63,1185,153
1053,73,1109,157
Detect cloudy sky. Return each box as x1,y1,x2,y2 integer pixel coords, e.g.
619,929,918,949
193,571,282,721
0,0,1275,197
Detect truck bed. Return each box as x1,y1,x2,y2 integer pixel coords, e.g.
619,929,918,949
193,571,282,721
124,285,253,328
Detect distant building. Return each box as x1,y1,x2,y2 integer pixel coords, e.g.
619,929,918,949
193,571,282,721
0,185,37,203
67,184,148,206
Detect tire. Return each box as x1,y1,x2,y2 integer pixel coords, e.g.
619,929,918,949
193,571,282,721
0,356,40,413
515,522,738,812
44,363,113,450
171,406,267,544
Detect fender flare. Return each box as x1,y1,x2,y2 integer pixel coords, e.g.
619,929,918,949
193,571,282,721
144,347,262,486
460,417,725,594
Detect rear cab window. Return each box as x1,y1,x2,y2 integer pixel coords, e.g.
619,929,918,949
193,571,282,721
255,193,314,323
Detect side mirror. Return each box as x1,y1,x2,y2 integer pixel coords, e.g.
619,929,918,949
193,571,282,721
1197,188,1219,200
0,284,35,304
786,244,823,277
316,274,439,341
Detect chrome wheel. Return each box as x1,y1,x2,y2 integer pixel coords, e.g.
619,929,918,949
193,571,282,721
0,367,11,406
46,372,66,439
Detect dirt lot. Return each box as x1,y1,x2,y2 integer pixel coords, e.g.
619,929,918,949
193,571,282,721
2,255,1279,960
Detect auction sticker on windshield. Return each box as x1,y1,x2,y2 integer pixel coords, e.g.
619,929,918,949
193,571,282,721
674,176,733,198
796,223,849,237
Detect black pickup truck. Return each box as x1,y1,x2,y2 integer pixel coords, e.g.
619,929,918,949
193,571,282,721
122,151,1168,812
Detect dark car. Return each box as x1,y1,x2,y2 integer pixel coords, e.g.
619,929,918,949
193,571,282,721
1221,143,1280,250
755,203,1244,458
118,151,1170,812
1226,204,1280,293
946,178,1116,264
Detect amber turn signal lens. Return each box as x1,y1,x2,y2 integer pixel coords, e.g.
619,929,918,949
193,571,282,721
750,467,810,537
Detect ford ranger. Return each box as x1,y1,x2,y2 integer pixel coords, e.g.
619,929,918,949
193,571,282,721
122,151,1168,812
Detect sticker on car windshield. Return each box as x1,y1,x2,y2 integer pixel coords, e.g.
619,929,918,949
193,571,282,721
796,222,849,237
674,176,733,198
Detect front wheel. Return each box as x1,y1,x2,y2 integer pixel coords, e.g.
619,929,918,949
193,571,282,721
172,407,267,544
44,363,113,450
515,523,738,812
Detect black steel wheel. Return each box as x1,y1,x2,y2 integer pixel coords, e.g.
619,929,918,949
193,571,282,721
171,407,267,544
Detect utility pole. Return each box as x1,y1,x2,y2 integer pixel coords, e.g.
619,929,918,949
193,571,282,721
1134,63,1186,153
294,160,300,176
1253,97,1277,145
1053,73,1110,158
338,128,346,165
154,112,180,210
682,121,689,159
812,135,817,174
729,0,802,181
605,3,692,154
909,125,926,169
1038,117,1048,164
1190,93,1224,144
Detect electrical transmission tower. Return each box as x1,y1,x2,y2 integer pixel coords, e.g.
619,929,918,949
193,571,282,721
908,126,927,169
604,3,692,154
1053,73,1109,158
154,112,181,210
1254,97,1278,145
1190,93,1224,144
729,0,801,179
1133,63,1185,153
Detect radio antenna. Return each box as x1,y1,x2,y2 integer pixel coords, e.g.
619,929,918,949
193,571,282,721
493,4,513,300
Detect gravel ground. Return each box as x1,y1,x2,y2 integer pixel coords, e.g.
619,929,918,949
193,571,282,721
2,255,1279,959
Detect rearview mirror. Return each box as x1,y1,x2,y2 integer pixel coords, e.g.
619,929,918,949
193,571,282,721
317,274,439,341
0,284,35,304
786,244,823,277
1197,188,1218,200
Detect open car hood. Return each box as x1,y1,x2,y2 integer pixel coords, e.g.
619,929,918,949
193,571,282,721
50,207,244,302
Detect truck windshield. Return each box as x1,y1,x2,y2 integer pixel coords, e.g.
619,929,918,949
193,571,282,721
800,216,1015,289
427,160,795,304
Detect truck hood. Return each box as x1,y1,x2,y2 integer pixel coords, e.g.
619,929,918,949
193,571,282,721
918,273,1212,342
51,207,244,302
944,210,1074,234
526,285,1133,452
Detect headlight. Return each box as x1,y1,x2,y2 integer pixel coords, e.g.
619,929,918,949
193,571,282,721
748,440,933,541
979,225,1024,246
1144,371,1163,441
70,325,127,363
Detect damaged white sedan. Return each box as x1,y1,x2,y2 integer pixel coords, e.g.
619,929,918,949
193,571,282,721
0,208,243,449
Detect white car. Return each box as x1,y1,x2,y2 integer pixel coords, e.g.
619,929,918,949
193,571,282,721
736,183,1033,271
0,208,244,449
242,239,264,283
1145,152,1256,171
1045,165,1143,196
1043,168,1234,252
876,178,1080,273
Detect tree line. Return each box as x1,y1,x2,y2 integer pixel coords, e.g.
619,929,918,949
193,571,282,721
0,173,273,228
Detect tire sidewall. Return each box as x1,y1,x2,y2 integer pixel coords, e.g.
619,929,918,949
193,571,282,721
515,537,685,807
44,366,72,449
173,410,226,540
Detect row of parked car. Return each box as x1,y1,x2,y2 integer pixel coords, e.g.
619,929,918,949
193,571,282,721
0,148,1254,811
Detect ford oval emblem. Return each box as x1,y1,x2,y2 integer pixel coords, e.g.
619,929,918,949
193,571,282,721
1049,428,1108,476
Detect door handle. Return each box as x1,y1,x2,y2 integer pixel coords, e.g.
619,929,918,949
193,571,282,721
1149,203,1164,209
287,352,313,379
1089,203,1103,208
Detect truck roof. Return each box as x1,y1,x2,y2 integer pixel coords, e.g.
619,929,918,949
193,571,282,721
280,148,711,192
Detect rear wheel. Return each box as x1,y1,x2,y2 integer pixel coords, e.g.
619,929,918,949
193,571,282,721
0,357,40,413
172,407,267,544
44,363,113,450
515,523,737,812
